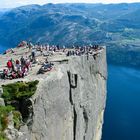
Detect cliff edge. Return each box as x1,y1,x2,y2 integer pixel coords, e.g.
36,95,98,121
0,48,107,140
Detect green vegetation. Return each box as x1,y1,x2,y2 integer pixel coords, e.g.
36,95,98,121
0,106,22,140
0,80,39,139
13,111,22,130
0,132,7,140
0,106,14,131
2,80,39,102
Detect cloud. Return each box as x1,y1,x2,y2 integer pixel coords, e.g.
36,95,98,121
49,0,140,3
0,0,140,8
0,0,48,8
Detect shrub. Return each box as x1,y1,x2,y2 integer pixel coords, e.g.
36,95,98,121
2,80,39,102
0,80,39,133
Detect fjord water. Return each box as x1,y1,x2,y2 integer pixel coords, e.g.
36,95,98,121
102,65,140,140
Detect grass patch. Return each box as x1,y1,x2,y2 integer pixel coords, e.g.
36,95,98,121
13,111,22,129
0,106,21,140
2,80,39,102
0,106,14,131
0,132,7,140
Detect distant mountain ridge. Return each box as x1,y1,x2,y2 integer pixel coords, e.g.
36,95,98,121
0,3,139,46
0,3,140,67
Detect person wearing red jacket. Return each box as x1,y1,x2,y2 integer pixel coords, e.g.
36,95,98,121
7,60,12,72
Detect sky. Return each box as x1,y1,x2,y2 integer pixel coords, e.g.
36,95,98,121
0,0,140,8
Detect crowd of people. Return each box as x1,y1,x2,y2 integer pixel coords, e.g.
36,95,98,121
0,41,103,80
66,45,102,56
16,41,102,58
0,56,32,80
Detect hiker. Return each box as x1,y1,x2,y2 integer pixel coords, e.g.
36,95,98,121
31,49,36,62
11,48,14,53
38,59,54,74
28,42,33,52
7,60,12,72
63,45,66,52
25,58,31,71
22,66,28,77
45,58,48,64
11,71,17,79
53,46,56,52
40,45,43,55
46,44,49,51
20,56,25,66
17,69,23,78
56,44,60,50
15,59,20,70
10,58,15,71
66,51,70,56
2,69,8,79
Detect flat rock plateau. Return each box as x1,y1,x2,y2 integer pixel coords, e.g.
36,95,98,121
0,46,107,140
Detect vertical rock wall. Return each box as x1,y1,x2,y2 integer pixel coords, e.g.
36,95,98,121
19,49,107,140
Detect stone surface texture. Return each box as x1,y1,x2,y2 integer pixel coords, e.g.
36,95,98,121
1,48,107,140
22,49,106,140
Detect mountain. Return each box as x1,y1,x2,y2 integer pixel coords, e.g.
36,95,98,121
0,3,140,67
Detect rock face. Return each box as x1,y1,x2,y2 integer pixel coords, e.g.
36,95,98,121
18,49,107,140
0,98,5,106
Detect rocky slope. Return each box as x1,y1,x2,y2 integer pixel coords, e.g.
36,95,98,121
0,48,107,140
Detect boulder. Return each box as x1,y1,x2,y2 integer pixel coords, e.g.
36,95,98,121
0,97,5,106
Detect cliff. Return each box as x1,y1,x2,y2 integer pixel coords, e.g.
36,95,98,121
0,48,107,140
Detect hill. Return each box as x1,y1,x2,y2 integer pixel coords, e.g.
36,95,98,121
0,3,140,67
